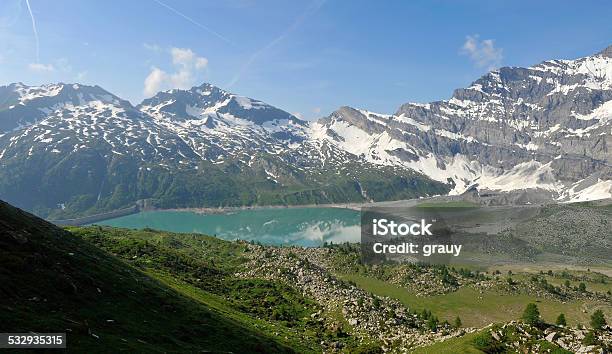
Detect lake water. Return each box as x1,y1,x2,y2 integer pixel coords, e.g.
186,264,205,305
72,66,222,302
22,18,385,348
93,207,361,247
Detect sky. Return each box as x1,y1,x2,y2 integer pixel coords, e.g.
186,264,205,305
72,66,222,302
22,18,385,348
1,0,611,120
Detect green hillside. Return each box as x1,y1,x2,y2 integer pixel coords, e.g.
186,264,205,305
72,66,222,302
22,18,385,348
0,199,297,353
1,199,610,353
0,150,448,220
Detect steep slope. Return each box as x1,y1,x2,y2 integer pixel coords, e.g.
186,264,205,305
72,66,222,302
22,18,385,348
0,198,295,352
315,46,612,201
0,83,446,219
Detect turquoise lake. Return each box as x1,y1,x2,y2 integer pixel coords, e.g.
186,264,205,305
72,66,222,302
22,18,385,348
93,207,361,247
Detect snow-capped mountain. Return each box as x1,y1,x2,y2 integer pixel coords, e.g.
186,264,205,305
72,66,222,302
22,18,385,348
0,82,133,132
137,83,308,163
0,82,445,218
314,45,612,202
0,46,610,218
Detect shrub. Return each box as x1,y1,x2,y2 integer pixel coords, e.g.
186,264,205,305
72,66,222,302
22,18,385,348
590,309,606,330
582,331,597,346
556,313,567,326
472,331,503,352
522,303,540,325
454,316,462,328
427,316,439,332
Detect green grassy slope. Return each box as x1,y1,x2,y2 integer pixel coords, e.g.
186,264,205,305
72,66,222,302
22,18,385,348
338,273,610,328
413,331,484,354
0,200,294,353
67,226,336,352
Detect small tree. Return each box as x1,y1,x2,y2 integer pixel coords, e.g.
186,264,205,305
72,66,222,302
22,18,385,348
556,313,567,326
564,280,571,288
579,282,587,292
522,303,540,325
582,331,597,346
454,316,462,328
427,316,439,332
590,309,606,330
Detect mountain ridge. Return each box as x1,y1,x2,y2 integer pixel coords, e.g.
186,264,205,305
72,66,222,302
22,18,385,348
0,81,446,218
0,46,611,218
317,46,612,201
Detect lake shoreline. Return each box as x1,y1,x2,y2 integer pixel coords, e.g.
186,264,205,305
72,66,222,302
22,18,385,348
160,202,365,214
154,196,434,215
52,196,442,225
50,201,388,226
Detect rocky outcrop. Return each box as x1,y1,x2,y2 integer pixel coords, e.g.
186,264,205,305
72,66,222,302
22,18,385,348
237,245,470,351
315,46,612,201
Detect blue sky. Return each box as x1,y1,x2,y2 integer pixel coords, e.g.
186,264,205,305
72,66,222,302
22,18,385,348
1,0,611,119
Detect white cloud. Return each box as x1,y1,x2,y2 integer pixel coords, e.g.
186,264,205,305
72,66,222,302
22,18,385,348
312,107,321,114
28,63,55,72
195,57,208,70
460,35,503,70
144,67,168,96
143,47,209,96
171,47,195,66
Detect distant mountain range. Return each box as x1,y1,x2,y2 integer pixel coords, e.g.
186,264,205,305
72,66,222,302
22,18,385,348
1,46,611,218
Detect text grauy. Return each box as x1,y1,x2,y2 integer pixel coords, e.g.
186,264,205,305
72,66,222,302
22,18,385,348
371,218,462,257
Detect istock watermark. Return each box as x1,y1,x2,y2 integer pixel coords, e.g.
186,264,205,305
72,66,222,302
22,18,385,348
361,207,465,265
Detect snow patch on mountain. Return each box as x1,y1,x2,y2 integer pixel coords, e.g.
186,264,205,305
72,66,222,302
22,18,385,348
394,114,431,131
572,99,612,122
14,83,64,104
561,179,612,203
475,161,562,193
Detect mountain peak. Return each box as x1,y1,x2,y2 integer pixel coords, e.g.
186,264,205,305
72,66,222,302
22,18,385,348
4,82,126,106
140,82,302,125
193,82,225,91
0,83,133,132
161,82,227,96
598,44,612,58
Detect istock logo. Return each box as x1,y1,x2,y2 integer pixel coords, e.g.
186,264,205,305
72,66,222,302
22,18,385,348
361,207,463,265
372,218,433,236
